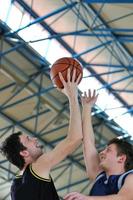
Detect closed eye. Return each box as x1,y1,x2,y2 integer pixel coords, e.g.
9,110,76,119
107,147,111,152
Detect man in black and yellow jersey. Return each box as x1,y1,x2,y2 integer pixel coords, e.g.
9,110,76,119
1,68,83,200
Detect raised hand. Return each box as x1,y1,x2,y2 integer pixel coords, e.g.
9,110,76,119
81,89,98,108
58,68,82,101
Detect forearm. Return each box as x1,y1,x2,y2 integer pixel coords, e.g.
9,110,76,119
82,105,95,144
82,105,100,179
64,190,127,200
88,194,124,200
68,96,82,142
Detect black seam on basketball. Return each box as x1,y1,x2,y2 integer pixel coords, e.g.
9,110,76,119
51,57,82,81
74,60,81,68
52,66,82,82
74,65,82,72
52,60,81,68
52,64,70,80
67,58,71,66
72,59,81,69
52,62,71,66
73,59,75,68
73,59,77,69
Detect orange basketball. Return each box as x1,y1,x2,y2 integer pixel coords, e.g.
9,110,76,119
50,57,83,89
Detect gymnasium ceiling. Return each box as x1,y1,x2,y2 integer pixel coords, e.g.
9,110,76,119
0,0,133,199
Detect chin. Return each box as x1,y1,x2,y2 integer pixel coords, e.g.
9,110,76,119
36,149,43,156
39,149,43,155
36,152,43,159
100,163,108,171
99,162,105,169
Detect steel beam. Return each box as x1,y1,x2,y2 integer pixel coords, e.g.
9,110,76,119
83,0,133,3
6,1,77,36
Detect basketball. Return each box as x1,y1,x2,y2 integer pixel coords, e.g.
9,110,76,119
50,57,83,89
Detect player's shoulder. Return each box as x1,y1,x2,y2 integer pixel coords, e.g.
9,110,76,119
121,171,133,186
33,152,51,168
125,173,133,181
117,169,133,189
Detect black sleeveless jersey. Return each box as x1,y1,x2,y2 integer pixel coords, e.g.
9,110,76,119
11,165,60,200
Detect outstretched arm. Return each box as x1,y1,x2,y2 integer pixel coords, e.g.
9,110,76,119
59,68,83,144
34,68,83,174
82,90,101,180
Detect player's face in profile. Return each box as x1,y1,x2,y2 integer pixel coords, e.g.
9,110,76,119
99,144,119,169
19,134,43,160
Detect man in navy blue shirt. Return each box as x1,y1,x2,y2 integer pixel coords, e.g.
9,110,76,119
64,90,133,200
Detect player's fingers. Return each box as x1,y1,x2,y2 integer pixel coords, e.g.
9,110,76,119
92,89,96,97
84,91,87,98
64,192,78,200
72,68,76,82
67,68,71,83
76,73,82,84
88,89,91,97
59,72,66,86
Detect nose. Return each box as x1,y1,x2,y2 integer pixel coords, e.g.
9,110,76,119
99,148,106,156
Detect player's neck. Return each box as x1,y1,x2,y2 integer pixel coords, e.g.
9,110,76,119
105,166,125,176
19,159,33,175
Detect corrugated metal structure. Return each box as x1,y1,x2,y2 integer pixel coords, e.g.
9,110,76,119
0,1,133,199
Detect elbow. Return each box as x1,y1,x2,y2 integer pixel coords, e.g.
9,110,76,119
77,133,83,142
70,133,83,145
72,136,83,148
67,135,82,150
74,137,82,147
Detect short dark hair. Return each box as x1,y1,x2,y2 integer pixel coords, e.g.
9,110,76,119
108,138,133,171
0,132,26,170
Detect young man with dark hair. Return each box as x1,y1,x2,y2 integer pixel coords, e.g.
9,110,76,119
1,69,83,200
65,90,133,200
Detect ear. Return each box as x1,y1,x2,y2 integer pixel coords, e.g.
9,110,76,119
118,154,126,164
20,150,29,158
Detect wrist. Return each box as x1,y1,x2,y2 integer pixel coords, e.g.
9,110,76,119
83,104,92,111
68,96,78,104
